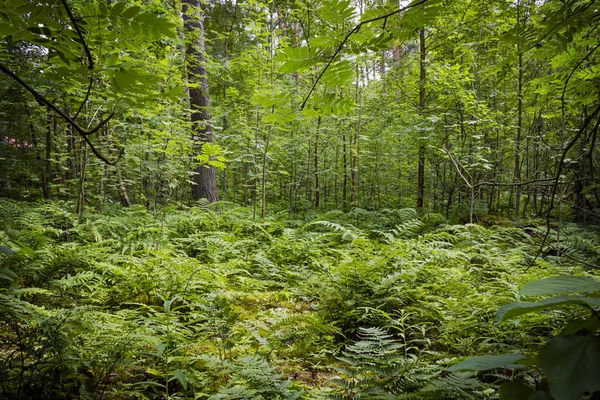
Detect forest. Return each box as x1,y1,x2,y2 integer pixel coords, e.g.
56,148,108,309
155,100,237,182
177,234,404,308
1,0,600,398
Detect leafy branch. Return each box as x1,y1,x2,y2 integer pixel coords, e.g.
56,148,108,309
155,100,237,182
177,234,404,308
300,0,430,110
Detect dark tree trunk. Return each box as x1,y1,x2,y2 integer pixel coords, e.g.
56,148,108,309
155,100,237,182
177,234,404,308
44,108,53,199
182,0,218,203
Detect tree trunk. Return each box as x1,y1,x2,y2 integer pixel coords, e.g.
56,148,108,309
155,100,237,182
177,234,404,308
342,131,348,211
182,0,218,203
115,164,131,207
314,117,321,208
514,50,523,218
44,107,53,199
417,26,426,209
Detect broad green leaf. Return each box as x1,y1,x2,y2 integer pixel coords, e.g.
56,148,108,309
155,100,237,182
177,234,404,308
447,354,525,372
0,268,17,281
521,276,600,297
497,296,600,324
11,240,35,257
111,2,127,17
529,391,554,400
561,315,600,335
6,228,19,239
310,36,336,48
537,334,600,400
499,382,534,400
122,6,141,19
0,245,16,255
170,370,188,391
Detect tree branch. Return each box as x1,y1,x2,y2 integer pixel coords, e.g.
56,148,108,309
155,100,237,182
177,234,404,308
60,0,94,70
561,42,600,103
527,103,600,270
0,62,120,165
300,0,429,110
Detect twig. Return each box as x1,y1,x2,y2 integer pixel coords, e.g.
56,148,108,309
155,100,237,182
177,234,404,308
300,0,429,110
0,62,119,165
527,103,600,270
60,0,94,70
560,42,600,103
74,77,94,119
527,0,596,51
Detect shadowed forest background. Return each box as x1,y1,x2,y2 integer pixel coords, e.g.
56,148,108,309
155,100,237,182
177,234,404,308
1,0,600,399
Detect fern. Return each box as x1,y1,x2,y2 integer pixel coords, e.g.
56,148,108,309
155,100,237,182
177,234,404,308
333,327,429,399
402,371,483,399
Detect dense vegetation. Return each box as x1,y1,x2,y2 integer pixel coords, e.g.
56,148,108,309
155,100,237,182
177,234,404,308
1,199,598,399
1,0,600,398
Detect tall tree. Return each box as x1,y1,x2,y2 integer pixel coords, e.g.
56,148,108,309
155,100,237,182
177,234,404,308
416,26,426,209
183,0,219,202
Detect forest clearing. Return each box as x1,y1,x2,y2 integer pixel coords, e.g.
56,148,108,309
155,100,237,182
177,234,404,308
1,0,600,399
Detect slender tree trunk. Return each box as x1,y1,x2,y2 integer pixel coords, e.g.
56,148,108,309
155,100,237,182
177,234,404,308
182,0,218,203
44,107,52,199
514,50,523,218
314,117,321,208
77,140,87,223
417,26,426,209
115,164,131,207
342,131,348,211
66,122,75,184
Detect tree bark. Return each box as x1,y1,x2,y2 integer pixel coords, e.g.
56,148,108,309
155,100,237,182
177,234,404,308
416,26,426,209
314,117,321,208
182,0,218,203
44,107,53,199
514,50,523,218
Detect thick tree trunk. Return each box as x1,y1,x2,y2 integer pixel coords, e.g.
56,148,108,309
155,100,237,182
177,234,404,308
182,0,218,203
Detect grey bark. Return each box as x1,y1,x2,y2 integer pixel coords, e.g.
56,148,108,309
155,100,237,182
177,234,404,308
182,0,218,203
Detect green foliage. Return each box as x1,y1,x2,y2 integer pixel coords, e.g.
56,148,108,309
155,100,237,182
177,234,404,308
332,327,430,398
450,274,600,399
1,199,588,398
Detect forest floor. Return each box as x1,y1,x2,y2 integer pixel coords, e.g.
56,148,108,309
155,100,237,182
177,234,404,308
0,199,597,399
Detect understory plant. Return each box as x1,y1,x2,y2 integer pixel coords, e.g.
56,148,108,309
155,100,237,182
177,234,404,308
0,199,597,398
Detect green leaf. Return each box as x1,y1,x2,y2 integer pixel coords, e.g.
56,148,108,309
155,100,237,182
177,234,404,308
122,6,141,19
447,354,526,372
497,296,600,324
499,382,534,400
537,334,600,400
11,240,35,257
529,391,554,400
0,268,17,281
6,228,19,239
0,245,16,255
520,276,600,297
170,370,188,391
561,315,600,335
111,2,127,16
310,36,336,48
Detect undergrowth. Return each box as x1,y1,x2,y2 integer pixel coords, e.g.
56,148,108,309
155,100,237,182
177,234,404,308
0,199,596,399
